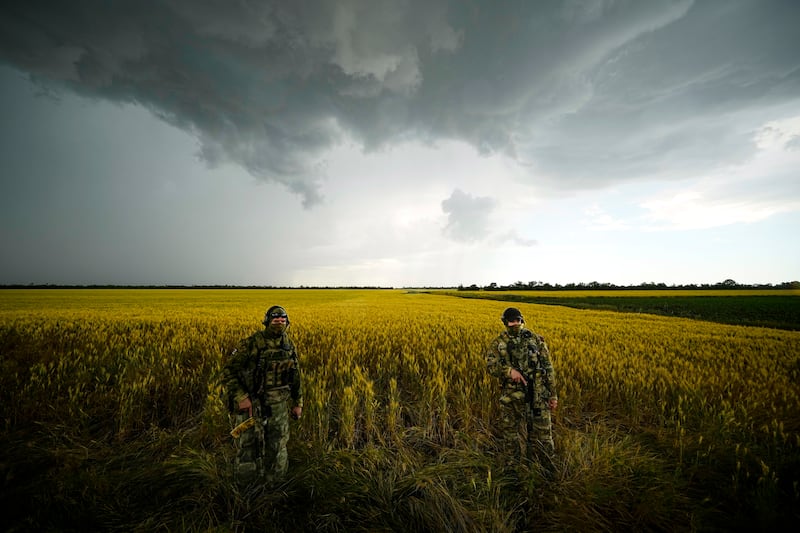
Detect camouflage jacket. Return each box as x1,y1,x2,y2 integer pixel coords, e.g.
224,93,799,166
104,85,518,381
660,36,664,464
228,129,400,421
486,327,557,403
222,329,302,409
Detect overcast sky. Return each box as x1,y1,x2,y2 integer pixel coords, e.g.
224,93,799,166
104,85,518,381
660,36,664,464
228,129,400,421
1,0,799,287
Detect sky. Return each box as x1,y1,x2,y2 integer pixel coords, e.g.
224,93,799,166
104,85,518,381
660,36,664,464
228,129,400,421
1,0,799,288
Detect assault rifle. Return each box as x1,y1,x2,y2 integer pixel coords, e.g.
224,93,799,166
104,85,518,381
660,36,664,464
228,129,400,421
511,365,541,416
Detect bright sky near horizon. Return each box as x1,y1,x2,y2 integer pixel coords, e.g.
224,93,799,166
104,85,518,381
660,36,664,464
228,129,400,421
1,1,799,287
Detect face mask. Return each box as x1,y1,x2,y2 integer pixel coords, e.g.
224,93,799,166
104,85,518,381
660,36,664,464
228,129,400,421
268,323,287,335
507,324,522,335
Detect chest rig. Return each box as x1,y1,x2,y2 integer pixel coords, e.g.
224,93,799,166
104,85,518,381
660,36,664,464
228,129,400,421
501,329,542,374
250,333,296,397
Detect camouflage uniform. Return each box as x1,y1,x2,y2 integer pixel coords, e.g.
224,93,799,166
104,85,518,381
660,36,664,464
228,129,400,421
486,322,556,460
223,314,302,487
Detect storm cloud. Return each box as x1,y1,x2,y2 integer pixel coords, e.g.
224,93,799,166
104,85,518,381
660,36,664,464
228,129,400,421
2,0,798,207
441,188,494,242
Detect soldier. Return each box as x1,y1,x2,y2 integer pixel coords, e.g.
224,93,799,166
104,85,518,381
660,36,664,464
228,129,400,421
223,305,303,487
486,307,557,462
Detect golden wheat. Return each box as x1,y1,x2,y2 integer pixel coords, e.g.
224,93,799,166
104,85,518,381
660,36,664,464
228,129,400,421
2,288,798,493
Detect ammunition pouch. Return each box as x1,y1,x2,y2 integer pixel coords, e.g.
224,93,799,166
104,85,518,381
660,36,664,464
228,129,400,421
284,366,297,387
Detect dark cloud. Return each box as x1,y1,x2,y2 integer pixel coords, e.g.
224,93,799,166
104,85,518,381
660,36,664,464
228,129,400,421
441,188,494,242
524,0,800,186
1,0,798,205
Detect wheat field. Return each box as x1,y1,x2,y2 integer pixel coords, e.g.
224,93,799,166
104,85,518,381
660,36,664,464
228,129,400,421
1,289,798,531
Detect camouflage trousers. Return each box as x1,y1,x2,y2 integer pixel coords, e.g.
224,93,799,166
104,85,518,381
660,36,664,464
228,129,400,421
497,398,554,462
230,400,290,487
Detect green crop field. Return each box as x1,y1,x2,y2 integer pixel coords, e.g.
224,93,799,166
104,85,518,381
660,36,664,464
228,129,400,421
430,289,800,330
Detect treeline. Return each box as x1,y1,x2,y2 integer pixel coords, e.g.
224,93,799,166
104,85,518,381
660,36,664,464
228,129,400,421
456,278,800,291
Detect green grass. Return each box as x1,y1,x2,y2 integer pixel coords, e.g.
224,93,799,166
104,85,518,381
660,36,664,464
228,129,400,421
1,416,701,532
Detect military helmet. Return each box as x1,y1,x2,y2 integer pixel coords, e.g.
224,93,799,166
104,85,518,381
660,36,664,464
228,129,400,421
501,307,524,325
263,305,290,326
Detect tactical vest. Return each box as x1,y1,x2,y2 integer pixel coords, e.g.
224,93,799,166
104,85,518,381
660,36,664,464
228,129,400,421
497,328,552,408
242,332,297,404
499,329,544,375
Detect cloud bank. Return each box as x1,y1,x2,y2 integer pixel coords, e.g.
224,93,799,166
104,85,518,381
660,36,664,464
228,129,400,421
1,0,799,208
